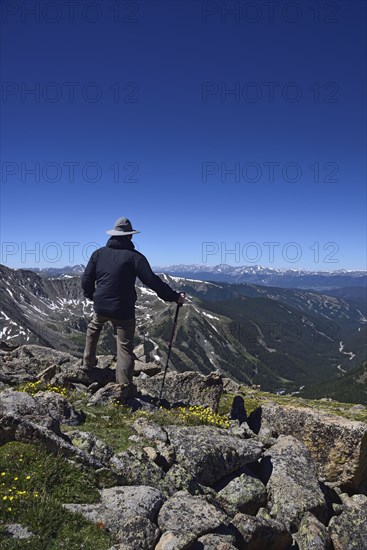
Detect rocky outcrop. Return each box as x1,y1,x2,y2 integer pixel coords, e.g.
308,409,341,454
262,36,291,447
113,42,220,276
136,371,223,412
328,494,367,549
259,401,367,492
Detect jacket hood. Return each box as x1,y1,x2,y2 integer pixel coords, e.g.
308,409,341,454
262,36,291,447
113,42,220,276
106,236,135,251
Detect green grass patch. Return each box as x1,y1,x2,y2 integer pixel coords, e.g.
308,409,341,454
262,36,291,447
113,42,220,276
0,442,112,549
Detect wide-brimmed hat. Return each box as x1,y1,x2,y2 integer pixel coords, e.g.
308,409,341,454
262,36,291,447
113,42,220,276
106,217,140,236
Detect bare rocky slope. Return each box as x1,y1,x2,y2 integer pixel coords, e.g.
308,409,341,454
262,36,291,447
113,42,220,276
1,343,367,548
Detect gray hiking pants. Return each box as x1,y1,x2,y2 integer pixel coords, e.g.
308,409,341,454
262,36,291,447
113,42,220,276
83,313,136,385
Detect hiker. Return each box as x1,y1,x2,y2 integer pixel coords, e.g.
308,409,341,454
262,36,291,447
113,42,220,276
81,217,185,393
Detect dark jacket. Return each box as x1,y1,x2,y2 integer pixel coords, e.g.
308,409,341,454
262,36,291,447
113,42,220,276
82,237,180,320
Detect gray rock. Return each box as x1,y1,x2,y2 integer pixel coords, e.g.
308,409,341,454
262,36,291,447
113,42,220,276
166,425,263,485
34,390,84,425
134,361,161,377
101,486,164,522
110,449,165,488
67,430,113,463
155,531,197,550
329,496,367,549
0,389,51,425
161,463,202,496
222,377,243,394
157,490,228,537
88,382,130,406
136,371,223,412
259,401,367,492
232,512,292,549
195,533,237,549
0,345,79,385
65,486,165,534
0,413,102,469
194,533,237,549
263,435,328,531
133,417,168,443
218,473,267,515
113,516,160,549
296,512,331,549
5,523,34,539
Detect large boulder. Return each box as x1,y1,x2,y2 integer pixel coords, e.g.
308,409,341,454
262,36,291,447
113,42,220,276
165,425,263,486
263,435,328,531
259,401,367,492
112,516,160,549
136,371,223,412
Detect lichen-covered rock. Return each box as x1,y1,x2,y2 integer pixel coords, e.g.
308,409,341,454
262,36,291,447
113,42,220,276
263,435,328,531
161,463,201,496
65,486,165,534
155,531,196,550
157,490,228,536
296,512,331,549
88,382,130,406
259,401,367,492
100,486,164,522
134,361,161,377
0,413,102,469
136,371,223,412
110,449,165,488
0,389,52,426
67,430,113,463
218,473,267,515
112,516,160,549
195,533,237,549
165,425,263,486
232,512,292,549
329,495,367,549
133,417,168,443
34,391,84,425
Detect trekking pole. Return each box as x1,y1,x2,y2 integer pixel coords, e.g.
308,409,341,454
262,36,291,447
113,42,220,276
158,295,185,402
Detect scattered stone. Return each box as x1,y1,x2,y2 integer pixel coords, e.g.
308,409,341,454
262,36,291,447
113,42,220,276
263,435,328,531
218,473,267,515
157,490,228,537
136,371,223,412
165,425,263,485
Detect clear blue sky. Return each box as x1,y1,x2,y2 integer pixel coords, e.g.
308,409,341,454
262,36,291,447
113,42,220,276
0,0,366,270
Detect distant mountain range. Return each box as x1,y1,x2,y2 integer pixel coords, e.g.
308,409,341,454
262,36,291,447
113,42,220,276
26,264,367,291
1,263,366,403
